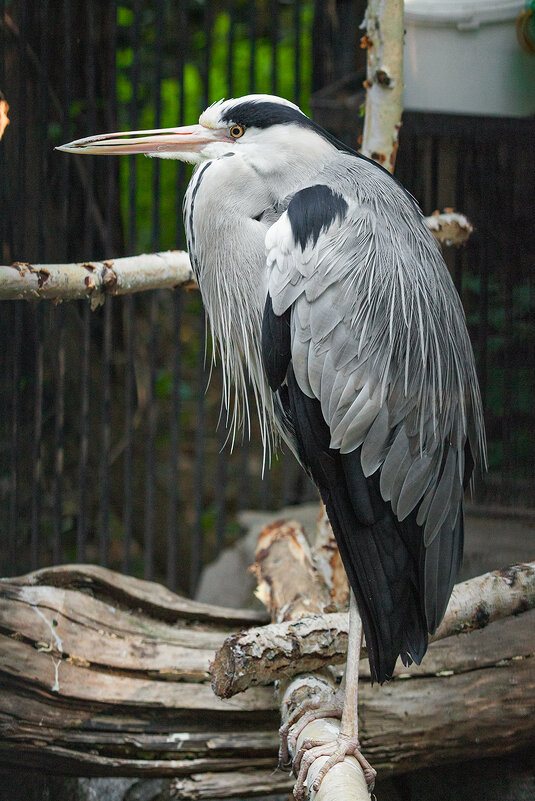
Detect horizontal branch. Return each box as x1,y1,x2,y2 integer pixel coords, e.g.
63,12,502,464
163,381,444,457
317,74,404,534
211,562,535,698
0,208,471,305
0,251,194,304
424,211,474,247
1,563,534,785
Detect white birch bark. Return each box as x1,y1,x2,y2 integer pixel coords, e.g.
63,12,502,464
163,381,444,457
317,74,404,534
0,250,193,306
212,562,535,696
360,0,404,173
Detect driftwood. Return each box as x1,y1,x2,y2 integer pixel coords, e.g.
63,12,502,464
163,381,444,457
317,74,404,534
0,564,278,785
214,517,535,801
0,558,533,797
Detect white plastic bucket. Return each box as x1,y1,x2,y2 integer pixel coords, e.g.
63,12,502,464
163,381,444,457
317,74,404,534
403,0,535,116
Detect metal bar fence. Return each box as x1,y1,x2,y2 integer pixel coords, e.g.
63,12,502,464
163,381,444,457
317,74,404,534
1,1,533,595
0,0,318,593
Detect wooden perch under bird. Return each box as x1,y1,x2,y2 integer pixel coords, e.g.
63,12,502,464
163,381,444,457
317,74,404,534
212,552,535,697
212,515,535,800
0,552,533,798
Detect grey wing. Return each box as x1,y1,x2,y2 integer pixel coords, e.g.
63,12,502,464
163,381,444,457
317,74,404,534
265,182,485,636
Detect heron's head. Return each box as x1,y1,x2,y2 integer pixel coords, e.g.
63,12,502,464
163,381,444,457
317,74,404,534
56,94,338,174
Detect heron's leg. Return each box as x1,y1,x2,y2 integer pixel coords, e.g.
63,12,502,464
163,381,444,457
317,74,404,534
292,591,376,799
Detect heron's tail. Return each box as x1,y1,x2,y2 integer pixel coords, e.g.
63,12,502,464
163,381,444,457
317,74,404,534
323,477,429,684
284,364,430,683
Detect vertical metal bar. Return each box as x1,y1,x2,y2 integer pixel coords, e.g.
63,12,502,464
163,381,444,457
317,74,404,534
53,305,65,564
83,0,96,258
105,0,118,255
263,454,272,509
77,302,90,561
144,293,158,581
430,136,439,213
99,1,118,565
31,306,44,570
128,1,140,252
475,145,488,411
100,299,112,566
38,0,49,260
239,437,251,511
0,0,6,260
8,304,22,575
192,2,216,588
192,311,207,593
52,0,71,566
203,2,213,107
501,144,515,480
167,292,182,590
530,277,535,492
226,1,236,98
123,295,135,575
215,422,228,554
453,142,466,293
248,1,257,93
175,1,188,230
16,0,27,257
152,1,163,247
60,0,72,258
123,0,141,574
167,2,188,590
270,0,279,94
144,1,165,581
293,0,302,105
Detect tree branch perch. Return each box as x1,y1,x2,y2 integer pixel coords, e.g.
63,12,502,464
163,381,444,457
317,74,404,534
212,560,535,698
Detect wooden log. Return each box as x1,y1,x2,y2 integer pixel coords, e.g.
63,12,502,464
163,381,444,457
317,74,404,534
0,562,534,791
211,562,535,697
251,519,333,621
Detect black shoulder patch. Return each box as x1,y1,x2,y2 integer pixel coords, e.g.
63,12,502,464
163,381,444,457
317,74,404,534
287,185,348,251
261,294,292,391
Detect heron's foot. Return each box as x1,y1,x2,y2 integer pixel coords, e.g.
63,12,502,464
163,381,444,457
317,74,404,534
293,733,376,800
278,689,344,769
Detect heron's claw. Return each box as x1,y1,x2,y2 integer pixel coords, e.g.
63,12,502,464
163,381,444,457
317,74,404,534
293,733,376,800
278,690,344,769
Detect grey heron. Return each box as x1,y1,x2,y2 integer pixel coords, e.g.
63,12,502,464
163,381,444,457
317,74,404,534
58,94,486,794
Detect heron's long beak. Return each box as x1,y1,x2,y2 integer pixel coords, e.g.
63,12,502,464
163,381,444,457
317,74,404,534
56,124,227,156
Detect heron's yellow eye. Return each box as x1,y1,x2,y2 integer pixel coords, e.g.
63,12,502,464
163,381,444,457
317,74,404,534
230,124,245,139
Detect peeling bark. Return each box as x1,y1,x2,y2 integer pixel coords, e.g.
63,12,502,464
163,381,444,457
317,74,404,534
0,563,534,790
424,211,474,248
360,0,404,173
0,251,194,305
211,562,535,696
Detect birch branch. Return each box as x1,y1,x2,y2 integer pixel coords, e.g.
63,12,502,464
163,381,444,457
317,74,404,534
246,518,370,801
211,561,535,698
0,250,194,306
360,0,404,173
424,211,474,247
0,93,9,141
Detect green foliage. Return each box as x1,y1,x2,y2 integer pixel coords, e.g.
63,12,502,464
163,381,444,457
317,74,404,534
115,3,313,252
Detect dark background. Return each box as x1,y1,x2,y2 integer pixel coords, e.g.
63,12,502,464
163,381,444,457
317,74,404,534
0,0,534,596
